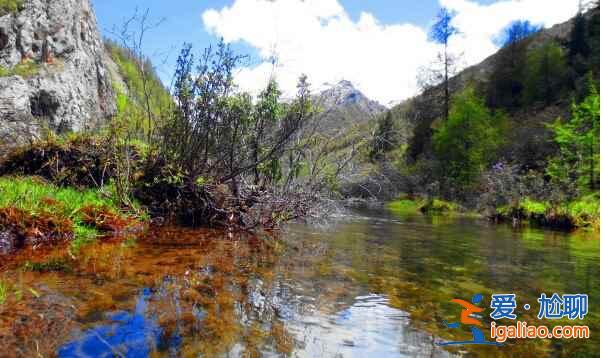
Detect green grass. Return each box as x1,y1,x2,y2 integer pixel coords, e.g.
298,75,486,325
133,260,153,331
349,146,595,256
0,176,126,247
0,176,119,217
0,0,21,16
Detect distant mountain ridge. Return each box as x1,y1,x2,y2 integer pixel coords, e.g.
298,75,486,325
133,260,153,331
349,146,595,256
313,80,386,134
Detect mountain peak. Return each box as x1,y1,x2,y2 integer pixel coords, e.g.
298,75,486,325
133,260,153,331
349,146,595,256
336,79,354,88
318,79,385,112
313,79,386,134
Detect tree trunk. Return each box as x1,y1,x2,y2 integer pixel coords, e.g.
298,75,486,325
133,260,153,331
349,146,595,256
444,42,450,121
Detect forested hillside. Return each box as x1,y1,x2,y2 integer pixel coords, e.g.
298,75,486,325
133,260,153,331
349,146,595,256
345,4,600,229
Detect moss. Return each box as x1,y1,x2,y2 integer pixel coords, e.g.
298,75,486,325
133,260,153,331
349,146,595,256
419,198,461,214
0,61,40,78
387,199,420,215
0,0,22,16
495,195,599,229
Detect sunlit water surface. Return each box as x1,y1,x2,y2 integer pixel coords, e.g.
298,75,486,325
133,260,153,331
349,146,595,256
0,207,598,357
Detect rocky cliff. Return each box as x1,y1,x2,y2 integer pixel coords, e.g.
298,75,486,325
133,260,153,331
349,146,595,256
0,0,115,146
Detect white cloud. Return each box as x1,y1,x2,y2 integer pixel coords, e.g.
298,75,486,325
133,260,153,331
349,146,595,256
202,0,580,105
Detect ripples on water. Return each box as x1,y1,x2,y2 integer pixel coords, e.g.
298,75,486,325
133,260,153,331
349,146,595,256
0,208,598,357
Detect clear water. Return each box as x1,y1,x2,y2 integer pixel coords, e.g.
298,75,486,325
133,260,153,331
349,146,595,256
0,207,598,357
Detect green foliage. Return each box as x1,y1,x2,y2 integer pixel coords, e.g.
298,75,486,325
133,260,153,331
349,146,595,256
433,87,506,187
495,197,549,219
107,42,172,138
523,41,568,104
566,193,600,228
0,0,21,16
519,198,549,215
496,195,599,228
386,199,420,215
546,83,600,191
252,80,285,184
419,198,461,214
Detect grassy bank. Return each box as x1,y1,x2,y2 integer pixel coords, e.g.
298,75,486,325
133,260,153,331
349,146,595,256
496,194,600,230
0,176,143,253
387,197,474,216
387,194,599,230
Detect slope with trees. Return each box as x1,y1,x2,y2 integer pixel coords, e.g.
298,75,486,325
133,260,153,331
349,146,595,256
365,4,600,229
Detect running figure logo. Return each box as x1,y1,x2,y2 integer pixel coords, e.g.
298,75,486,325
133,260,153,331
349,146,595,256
438,294,502,346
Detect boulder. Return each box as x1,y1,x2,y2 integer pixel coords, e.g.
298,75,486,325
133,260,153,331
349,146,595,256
0,0,115,147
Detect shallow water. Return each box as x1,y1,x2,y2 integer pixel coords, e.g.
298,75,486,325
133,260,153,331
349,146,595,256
0,208,598,357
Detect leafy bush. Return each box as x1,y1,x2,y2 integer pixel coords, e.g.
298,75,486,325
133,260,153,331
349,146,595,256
546,82,600,192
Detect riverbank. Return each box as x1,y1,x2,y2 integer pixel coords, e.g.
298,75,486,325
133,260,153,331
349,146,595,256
0,176,144,255
386,195,600,231
0,135,315,255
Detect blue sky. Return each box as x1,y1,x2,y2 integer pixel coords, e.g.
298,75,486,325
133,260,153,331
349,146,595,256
91,0,580,104
91,0,454,72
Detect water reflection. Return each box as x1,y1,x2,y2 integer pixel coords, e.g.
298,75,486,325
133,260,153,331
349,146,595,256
285,293,445,357
0,209,598,357
59,289,168,358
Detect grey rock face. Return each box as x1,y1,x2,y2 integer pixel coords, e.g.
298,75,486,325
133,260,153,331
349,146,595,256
0,0,115,146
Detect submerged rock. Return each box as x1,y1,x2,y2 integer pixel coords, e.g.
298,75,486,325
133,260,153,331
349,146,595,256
0,0,115,147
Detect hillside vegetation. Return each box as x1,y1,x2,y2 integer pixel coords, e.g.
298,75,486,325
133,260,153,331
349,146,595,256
349,5,600,229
